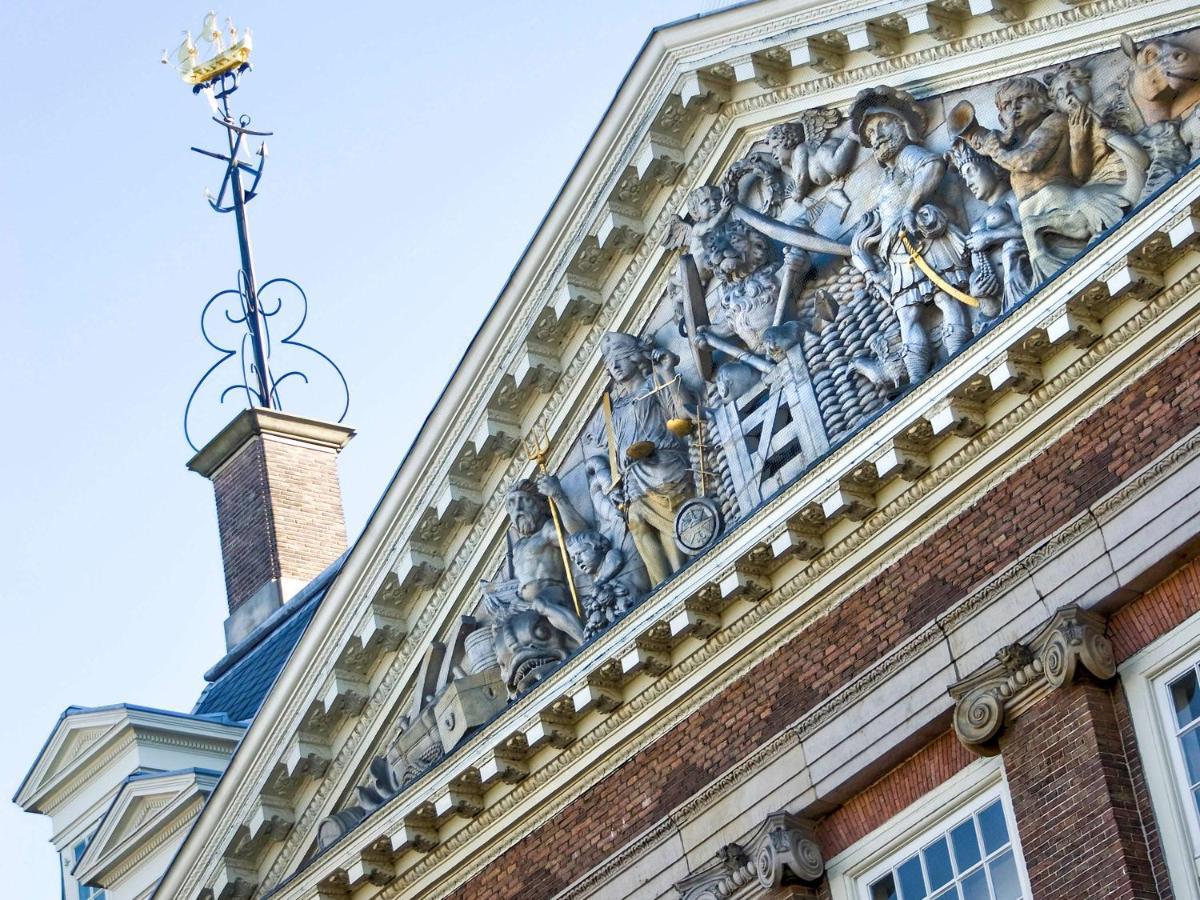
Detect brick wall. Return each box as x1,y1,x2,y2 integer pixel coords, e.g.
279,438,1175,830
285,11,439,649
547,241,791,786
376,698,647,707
444,335,1200,898
818,732,975,860
211,432,348,614
1001,681,1158,899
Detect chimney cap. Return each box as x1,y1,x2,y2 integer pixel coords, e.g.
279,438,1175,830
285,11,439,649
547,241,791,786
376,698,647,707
187,407,355,478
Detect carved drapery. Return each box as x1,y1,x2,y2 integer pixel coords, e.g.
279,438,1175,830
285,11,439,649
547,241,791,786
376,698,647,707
949,604,1116,755
673,812,824,899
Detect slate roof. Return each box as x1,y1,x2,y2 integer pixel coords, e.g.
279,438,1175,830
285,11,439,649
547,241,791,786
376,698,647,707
192,557,343,722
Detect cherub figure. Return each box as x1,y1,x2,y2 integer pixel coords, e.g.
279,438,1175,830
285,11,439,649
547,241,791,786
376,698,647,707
566,530,640,636
957,76,1148,280
662,186,738,284
766,108,860,217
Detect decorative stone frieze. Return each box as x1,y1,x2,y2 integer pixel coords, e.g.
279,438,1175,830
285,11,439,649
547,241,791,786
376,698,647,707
673,812,824,899
949,604,1116,755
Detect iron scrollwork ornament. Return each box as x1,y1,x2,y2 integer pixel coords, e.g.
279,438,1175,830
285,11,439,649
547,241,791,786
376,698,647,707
167,14,349,451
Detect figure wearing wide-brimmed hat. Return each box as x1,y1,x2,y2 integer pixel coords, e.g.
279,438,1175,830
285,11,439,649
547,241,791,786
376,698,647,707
849,85,970,384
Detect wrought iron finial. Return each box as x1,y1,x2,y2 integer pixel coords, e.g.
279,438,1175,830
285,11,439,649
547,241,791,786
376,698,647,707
167,14,349,451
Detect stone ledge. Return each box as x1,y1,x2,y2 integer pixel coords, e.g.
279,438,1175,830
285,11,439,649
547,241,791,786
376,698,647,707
186,407,355,478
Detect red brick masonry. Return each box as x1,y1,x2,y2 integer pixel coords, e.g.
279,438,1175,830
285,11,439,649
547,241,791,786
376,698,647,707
450,336,1200,899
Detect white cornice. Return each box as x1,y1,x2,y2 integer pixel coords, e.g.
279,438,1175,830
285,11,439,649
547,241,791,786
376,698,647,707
16,707,242,817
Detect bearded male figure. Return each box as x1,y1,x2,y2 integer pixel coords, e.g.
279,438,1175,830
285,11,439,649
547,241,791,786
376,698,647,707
848,86,963,383
487,476,587,641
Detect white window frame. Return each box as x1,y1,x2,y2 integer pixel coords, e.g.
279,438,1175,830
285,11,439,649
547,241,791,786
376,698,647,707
1121,608,1200,900
826,756,1032,900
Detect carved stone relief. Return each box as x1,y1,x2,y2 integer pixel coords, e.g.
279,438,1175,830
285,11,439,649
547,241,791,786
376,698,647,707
318,28,1200,849
673,811,824,899
948,604,1116,756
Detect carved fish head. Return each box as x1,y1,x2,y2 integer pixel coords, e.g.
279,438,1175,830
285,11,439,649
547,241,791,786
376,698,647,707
495,607,574,696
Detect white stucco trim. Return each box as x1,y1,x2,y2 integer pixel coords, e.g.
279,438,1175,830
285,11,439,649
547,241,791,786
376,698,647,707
1120,609,1200,900
825,757,1032,900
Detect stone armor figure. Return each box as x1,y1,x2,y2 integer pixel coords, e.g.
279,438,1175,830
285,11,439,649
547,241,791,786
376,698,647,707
848,85,971,384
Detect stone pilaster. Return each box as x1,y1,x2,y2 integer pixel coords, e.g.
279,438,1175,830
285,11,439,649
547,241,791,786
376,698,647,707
948,604,1116,755
1000,682,1158,900
673,812,824,899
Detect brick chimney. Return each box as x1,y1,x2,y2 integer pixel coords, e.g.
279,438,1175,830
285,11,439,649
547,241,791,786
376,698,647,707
188,408,355,649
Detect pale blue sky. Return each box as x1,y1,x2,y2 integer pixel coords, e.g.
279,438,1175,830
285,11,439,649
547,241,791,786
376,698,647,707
0,1,708,893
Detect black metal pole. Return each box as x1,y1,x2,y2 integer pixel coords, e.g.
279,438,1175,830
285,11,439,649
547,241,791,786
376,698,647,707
225,122,274,408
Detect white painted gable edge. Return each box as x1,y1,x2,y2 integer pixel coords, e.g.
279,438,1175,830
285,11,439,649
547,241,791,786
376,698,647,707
75,769,220,888
14,705,241,816
153,4,786,891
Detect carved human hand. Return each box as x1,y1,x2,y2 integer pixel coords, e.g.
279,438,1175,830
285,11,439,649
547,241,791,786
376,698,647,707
1067,101,1092,144
651,346,680,370
966,230,994,251
535,473,565,502
973,131,1003,157
693,326,714,351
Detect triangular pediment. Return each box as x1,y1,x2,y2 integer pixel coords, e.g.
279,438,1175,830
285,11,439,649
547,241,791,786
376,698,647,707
14,705,242,817
157,4,1200,897
54,726,110,770
75,769,219,888
14,707,127,813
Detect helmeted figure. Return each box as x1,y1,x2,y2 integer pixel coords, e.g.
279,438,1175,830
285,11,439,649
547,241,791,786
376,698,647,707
848,85,970,384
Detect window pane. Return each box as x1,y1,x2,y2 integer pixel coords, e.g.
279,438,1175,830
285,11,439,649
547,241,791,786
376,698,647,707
872,873,900,900
960,868,991,900
989,850,1022,900
1171,670,1200,727
951,820,982,873
976,801,1009,855
924,837,954,889
898,855,927,900
1179,727,1200,784
931,889,960,900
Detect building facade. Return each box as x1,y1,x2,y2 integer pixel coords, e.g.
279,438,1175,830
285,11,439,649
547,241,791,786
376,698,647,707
18,0,1200,898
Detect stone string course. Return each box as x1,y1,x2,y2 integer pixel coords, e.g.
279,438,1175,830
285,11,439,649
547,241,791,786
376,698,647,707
445,334,1200,899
